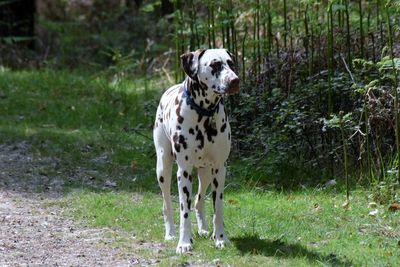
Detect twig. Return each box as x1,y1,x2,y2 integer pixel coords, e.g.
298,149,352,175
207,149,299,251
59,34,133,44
340,53,355,84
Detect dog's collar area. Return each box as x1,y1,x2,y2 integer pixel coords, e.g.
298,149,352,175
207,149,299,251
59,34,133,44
182,79,221,117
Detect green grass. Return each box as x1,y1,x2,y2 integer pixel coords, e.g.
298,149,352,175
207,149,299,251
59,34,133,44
72,189,400,266
1,69,399,266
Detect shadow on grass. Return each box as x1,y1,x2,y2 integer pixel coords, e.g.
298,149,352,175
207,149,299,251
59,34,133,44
232,235,352,266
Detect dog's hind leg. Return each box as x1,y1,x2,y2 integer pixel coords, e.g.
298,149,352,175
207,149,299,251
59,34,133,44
154,122,175,240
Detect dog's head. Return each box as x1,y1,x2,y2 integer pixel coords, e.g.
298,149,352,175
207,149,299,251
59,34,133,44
180,49,239,95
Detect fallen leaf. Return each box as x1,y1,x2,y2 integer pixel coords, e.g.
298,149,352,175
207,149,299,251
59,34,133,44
342,201,350,209
313,203,322,211
389,202,400,212
131,160,138,170
228,199,238,205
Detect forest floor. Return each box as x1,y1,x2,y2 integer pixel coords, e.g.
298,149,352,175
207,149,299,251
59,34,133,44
0,141,162,266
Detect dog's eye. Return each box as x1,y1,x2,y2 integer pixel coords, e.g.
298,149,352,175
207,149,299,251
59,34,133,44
210,61,222,72
227,60,235,71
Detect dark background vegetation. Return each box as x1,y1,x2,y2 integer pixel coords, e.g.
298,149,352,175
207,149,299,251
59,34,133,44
1,0,400,194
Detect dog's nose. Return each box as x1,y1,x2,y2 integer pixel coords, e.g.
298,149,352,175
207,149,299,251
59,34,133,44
227,77,240,94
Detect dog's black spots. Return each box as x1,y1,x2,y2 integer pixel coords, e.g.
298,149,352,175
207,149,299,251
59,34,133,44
215,169,219,174
227,59,235,71
212,191,216,211
211,168,214,175
178,176,181,181
183,171,188,178
200,100,203,108
190,238,193,244
185,155,188,161
210,60,222,78
196,129,205,149
189,128,195,135
222,118,225,123
197,114,203,123
159,176,164,183
195,125,199,131
212,85,216,89
213,178,219,188
204,118,218,142
189,175,193,182
177,125,181,130
199,82,208,97
184,213,188,219
205,77,208,80
220,234,224,238
183,186,190,203
220,193,223,199
205,99,210,104
174,143,181,153
213,235,216,240
178,134,187,149
158,117,163,123
228,132,231,140
195,149,198,153
220,123,226,133
190,82,203,100
181,203,184,211
198,156,201,160
188,199,191,210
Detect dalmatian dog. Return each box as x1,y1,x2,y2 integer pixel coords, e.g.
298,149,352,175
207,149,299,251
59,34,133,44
153,48,239,254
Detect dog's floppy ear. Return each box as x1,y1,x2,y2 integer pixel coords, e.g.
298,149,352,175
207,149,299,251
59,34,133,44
180,49,206,80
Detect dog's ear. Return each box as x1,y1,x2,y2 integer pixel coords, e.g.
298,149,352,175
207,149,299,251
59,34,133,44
180,49,206,80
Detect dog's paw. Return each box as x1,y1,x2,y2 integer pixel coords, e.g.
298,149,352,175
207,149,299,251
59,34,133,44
165,233,176,241
176,242,193,254
197,229,210,238
212,232,229,249
215,238,229,249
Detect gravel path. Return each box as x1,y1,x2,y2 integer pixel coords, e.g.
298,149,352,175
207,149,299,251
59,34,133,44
0,142,160,266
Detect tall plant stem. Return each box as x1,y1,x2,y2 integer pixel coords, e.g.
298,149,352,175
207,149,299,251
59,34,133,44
345,0,352,72
385,2,400,182
327,3,334,115
339,111,350,201
283,0,288,49
359,0,364,58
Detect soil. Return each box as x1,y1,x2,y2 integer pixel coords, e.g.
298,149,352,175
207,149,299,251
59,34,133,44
0,142,162,266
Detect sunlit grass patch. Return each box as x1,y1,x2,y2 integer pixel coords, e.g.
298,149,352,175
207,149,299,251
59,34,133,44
70,189,400,266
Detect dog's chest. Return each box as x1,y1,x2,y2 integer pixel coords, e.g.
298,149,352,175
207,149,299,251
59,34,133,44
160,87,231,166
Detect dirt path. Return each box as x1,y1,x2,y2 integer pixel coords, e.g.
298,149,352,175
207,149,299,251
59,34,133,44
0,142,159,266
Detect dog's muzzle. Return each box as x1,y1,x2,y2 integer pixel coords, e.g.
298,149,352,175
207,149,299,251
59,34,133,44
226,77,240,95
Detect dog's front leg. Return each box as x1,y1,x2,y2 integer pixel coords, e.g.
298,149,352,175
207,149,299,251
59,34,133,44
211,165,229,248
176,166,194,254
195,166,212,237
